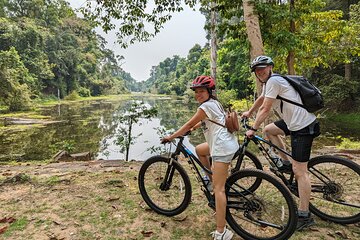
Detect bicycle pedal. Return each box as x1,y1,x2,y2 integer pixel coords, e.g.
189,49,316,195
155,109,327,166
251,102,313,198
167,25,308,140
208,201,215,210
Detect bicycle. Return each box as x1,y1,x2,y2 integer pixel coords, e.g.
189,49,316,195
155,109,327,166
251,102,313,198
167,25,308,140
234,119,360,225
138,132,298,240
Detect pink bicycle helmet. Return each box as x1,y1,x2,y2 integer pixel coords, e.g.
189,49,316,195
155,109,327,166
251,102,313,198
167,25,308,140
190,76,215,90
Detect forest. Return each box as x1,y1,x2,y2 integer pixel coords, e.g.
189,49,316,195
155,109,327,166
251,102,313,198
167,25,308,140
1,0,359,113
137,0,360,112
0,0,137,111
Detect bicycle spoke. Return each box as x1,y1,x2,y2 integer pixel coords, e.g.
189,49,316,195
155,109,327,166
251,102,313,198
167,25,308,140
309,156,360,224
139,156,192,216
226,170,296,240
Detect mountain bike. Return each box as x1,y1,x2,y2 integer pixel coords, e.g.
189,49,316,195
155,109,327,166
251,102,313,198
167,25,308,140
138,132,298,240
234,119,360,225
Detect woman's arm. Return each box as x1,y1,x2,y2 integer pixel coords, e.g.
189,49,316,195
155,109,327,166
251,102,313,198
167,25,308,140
162,108,207,142
190,121,202,131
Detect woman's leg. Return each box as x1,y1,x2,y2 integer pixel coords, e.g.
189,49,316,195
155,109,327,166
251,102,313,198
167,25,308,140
212,161,230,232
195,142,211,180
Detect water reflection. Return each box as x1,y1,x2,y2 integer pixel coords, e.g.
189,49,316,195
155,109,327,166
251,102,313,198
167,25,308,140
0,96,359,162
0,97,202,161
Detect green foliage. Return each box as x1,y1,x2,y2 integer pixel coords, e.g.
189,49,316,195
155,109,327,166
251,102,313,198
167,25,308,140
64,91,80,101
0,47,33,111
0,0,132,112
318,74,359,110
217,89,238,108
78,87,91,97
336,136,360,150
217,38,253,99
230,99,253,113
80,0,197,48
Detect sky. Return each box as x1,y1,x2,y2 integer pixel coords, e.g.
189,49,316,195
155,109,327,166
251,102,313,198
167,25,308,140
67,1,207,81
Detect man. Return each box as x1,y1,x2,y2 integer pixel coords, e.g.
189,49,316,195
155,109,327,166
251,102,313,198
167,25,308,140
241,55,320,230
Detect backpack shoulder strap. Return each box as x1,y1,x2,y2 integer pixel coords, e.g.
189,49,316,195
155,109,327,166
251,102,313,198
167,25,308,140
269,74,306,110
205,100,226,128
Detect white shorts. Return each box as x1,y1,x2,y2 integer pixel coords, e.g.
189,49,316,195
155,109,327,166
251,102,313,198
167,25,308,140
212,153,235,164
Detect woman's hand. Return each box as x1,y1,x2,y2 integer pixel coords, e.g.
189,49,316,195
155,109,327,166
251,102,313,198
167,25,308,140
161,136,173,144
241,111,251,119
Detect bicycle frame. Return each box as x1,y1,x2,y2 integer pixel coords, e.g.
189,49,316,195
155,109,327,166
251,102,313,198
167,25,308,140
234,134,297,188
234,121,353,198
164,135,276,214
164,136,215,204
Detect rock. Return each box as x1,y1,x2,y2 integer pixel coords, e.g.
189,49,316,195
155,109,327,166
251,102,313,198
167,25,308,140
52,151,92,162
70,152,92,161
52,151,73,162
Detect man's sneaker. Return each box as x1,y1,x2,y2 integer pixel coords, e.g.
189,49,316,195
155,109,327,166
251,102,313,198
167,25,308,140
278,162,293,173
210,227,234,240
296,214,315,231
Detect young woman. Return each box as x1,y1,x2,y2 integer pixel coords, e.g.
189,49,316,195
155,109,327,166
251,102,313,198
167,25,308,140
161,75,238,240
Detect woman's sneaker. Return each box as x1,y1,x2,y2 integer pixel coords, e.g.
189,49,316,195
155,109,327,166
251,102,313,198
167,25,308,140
210,227,234,240
203,176,213,192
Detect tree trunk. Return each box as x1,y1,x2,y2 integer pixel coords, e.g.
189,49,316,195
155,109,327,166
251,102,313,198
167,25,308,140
210,1,217,83
344,2,351,82
286,0,296,74
345,63,351,81
243,0,264,97
286,51,295,74
126,118,132,161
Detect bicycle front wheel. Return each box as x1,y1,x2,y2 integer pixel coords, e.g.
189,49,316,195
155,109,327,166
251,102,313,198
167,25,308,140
138,156,192,216
226,169,297,240
308,155,360,224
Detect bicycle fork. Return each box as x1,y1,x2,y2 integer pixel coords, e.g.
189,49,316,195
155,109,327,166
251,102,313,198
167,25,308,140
160,158,177,191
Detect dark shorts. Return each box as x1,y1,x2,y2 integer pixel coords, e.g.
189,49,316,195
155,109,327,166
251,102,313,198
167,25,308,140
274,119,320,162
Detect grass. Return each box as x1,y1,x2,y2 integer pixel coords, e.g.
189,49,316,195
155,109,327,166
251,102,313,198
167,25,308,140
0,160,358,239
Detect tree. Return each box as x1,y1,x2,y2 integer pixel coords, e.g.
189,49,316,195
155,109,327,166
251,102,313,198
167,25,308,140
0,47,33,111
80,0,197,48
242,0,264,96
114,101,157,161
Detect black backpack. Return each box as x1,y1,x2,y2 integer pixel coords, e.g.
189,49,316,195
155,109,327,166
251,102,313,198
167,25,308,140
271,74,324,113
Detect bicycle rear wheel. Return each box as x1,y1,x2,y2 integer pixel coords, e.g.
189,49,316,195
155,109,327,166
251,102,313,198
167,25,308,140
226,169,297,240
308,155,360,224
138,156,192,216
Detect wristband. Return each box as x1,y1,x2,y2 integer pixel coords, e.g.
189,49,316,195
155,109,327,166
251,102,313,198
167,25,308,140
250,126,258,132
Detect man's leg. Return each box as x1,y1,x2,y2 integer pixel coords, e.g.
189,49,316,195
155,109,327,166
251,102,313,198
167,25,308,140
263,122,290,162
291,134,315,230
292,161,311,211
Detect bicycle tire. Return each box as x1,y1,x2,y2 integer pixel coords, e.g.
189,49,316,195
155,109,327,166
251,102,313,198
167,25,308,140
308,155,360,224
138,156,192,216
229,150,263,196
240,150,263,170
226,169,297,240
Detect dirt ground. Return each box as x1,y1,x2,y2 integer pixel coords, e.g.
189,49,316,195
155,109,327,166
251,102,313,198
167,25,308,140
0,155,359,240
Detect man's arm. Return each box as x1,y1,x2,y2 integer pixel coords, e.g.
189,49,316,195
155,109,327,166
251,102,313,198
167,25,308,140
246,97,275,137
241,95,265,118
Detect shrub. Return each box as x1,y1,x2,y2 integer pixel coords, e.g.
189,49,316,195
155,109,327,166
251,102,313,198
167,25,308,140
64,91,80,101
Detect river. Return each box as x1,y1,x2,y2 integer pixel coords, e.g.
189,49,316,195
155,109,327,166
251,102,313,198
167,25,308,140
0,95,359,161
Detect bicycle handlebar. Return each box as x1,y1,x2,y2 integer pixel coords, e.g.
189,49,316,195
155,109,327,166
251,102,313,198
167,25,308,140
241,118,252,130
160,131,192,144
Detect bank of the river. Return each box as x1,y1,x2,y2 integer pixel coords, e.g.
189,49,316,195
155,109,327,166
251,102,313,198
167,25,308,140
0,158,359,240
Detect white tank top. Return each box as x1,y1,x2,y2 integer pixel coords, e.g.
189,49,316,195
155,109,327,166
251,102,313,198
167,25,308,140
199,99,239,157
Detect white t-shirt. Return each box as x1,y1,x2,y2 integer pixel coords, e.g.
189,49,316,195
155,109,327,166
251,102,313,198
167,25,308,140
199,99,239,157
263,75,316,131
